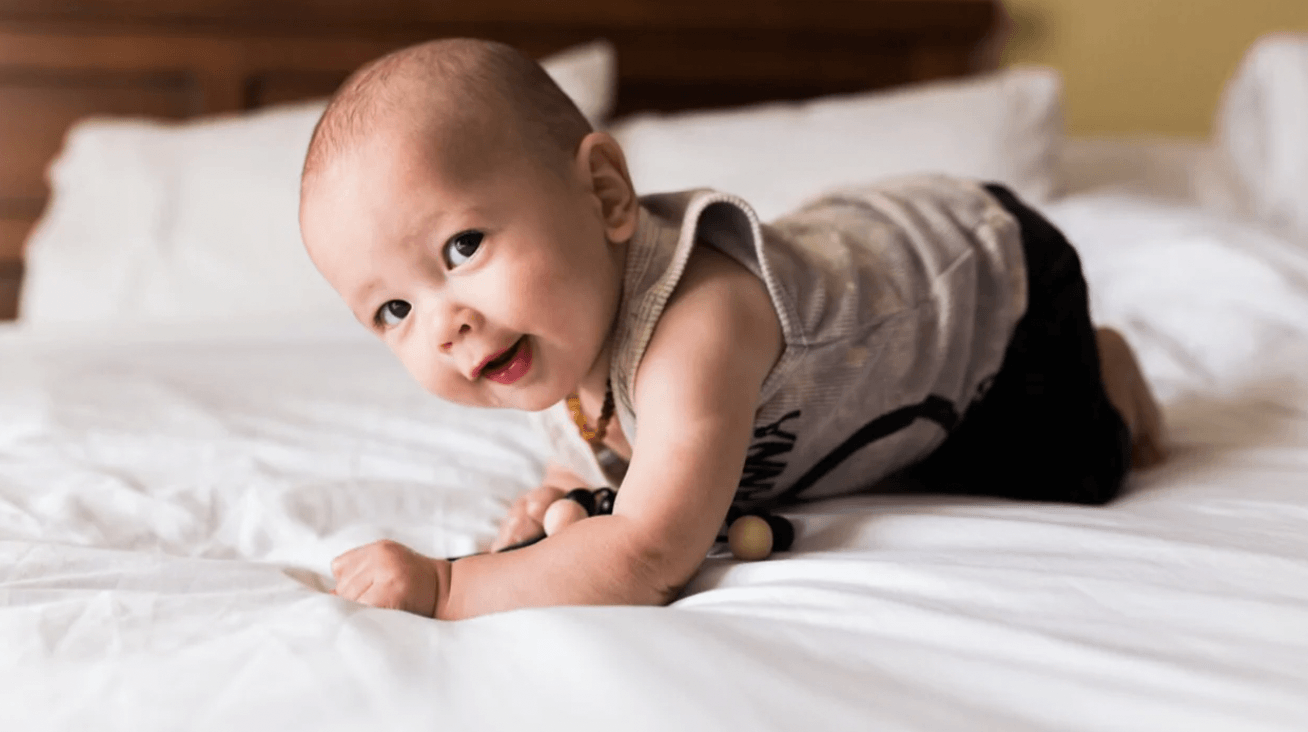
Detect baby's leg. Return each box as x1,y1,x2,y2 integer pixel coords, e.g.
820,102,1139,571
1095,327,1167,468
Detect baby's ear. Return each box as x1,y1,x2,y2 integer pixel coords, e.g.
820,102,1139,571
576,132,638,244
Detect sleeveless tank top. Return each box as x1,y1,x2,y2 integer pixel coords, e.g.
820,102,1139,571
532,175,1027,510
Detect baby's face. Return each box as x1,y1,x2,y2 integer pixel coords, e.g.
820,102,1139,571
301,127,625,411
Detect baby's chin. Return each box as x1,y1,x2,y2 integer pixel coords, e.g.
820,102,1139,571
431,384,568,412
517,397,566,412
503,384,574,412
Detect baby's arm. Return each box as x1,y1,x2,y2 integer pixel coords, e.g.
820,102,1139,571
433,246,783,618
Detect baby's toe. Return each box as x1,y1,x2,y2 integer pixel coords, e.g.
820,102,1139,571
1132,431,1167,469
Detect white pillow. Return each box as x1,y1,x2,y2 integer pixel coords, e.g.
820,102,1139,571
610,67,1063,222
1215,33,1308,242
19,40,617,327
1055,137,1245,209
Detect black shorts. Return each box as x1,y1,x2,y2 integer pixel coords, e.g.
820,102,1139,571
907,183,1131,505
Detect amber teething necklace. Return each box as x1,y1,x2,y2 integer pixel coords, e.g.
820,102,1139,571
566,378,614,445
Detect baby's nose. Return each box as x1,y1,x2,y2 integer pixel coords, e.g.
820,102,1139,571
440,324,472,352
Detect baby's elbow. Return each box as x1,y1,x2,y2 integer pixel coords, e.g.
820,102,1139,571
620,552,680,607
611,529,701,607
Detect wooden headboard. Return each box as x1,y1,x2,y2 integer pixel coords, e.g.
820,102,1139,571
0,0,1000,321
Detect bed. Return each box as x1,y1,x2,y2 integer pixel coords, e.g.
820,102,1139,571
3,2,1308,730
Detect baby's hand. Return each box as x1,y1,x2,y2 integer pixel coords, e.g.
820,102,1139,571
491,483,567,551
331,539,446,617
491,463,591,551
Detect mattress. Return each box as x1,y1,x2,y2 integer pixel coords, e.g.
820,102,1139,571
3,151,1308,730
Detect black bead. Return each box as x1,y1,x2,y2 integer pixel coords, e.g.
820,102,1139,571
593,488,616,516
764,514,795,552
564,487,597,516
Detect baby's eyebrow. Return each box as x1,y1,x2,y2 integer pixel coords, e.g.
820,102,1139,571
348,277,385,307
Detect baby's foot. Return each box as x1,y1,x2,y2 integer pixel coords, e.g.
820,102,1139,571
1096,327,1167,469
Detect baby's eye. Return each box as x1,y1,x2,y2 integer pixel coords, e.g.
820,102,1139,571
443,231,484,268
375,299,411,328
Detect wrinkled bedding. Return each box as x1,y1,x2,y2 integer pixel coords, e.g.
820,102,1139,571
2,186,1308,731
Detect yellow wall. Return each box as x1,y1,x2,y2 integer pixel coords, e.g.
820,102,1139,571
1000,0,1308,138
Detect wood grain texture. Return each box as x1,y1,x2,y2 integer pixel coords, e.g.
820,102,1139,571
0,77,193,202
0,217,33,258
0,0,999,321
0,0,994,34
0,259,19,320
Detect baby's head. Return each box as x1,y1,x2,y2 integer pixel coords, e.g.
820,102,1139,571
300,39,639,410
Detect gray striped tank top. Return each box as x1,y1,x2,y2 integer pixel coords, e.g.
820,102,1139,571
533,175,1028,510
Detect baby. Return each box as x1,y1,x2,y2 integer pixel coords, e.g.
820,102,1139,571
299,39,1165,620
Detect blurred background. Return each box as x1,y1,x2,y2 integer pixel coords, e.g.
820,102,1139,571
1002,0,1308,136
1,0,1306,321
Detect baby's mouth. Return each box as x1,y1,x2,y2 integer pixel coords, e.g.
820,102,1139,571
479,336,532,385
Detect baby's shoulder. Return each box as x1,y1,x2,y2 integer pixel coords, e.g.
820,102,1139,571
649,242,783,376
624,239,783,447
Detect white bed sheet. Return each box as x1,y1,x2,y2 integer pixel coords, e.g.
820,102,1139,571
4,174,1308,731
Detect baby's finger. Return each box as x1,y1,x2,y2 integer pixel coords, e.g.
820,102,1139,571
335,574,374,603
490,532,510,553
330,546,366,579
522,485,567,521
492,514,543,552
491,520,529,552
357,583,404,611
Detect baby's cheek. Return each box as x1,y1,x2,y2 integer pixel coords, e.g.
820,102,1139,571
409,355,481,406
393,341,444,394
414,363,458,400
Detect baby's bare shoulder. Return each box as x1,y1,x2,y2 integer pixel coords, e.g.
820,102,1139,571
637,242,783,401
669,243,779,347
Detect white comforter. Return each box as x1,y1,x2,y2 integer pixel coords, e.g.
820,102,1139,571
3,190,1308,731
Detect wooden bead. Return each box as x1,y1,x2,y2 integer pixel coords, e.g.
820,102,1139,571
542,497,589,536
728,514,773,561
